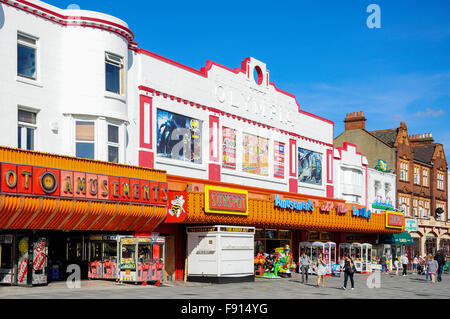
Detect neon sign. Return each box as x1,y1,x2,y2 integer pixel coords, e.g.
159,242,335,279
273,195,314,212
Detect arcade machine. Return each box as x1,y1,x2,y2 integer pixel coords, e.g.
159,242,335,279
351,243,363,272
338,243,352,268
361,243,373,274
88,235,118,280
14,235,49,286
119,236,165,284
326,242,339,276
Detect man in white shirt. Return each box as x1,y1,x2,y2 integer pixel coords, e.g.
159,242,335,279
401,254,409,276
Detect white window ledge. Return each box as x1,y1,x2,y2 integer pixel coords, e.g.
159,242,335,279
16,76,43,88
104,91,127,103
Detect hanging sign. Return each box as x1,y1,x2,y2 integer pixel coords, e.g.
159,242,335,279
164,191,188,223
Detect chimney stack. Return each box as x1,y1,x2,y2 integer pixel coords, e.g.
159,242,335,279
344,111,367,131
409,132,435,146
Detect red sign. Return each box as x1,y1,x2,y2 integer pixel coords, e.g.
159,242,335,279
0,162,168,206
164,191,188,223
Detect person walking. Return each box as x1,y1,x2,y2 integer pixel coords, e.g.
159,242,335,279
315,253,327,288
299,251,311,284
401,253,409,276
413,255,419,274
434,250,446,282
342,255,356,290
380,253,388,274
425,255,431,281
426,254,439,283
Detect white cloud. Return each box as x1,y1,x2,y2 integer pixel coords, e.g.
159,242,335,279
413,108,445,118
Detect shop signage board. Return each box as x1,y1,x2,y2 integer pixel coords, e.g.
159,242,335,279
0,162,168,206
405,219,418,232
205,186,248,216
386,211,404,229
165,191,188,223
273,194,315,212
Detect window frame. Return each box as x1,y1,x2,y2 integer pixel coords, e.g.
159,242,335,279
75,120,96,160
17,108,38,151
17,32,39,81
107,123,120,164
105,52,124,96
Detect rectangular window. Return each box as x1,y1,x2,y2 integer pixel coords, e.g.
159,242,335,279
414,166,420,185
17,109,37,151
105,52,123,95
400,161,409,182
222,127,236,170
156,109,202,164
437,172,444,191
107,124,119,163
242,133,269,176
298,148,323,185
76,121,95,159
17,33,37,79
423,169,428,187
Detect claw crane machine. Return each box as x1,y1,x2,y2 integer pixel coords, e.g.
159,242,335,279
119,236,165,284
338,243,352,268
361,243,373,273
88,235,118,280
351,243,363,272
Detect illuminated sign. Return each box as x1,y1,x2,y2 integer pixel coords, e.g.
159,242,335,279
273,194,314,212
165,191,188,223
352,206,371,220
386,211,404,229
0,162,168,206
205,186,248,216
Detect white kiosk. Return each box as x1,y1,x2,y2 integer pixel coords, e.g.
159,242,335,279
186,226,255,283
362,243,373,273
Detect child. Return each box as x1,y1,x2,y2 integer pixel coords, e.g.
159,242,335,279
394,258,400,276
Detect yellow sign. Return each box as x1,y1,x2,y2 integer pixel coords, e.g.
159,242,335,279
386,211,404,229
204,185,248,216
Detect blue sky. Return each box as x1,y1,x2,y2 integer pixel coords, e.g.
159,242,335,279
48,0,450,162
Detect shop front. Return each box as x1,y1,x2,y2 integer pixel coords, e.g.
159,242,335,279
161,175,405,282
0,147,168,286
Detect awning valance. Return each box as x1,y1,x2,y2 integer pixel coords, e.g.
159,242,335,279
380,232,414,245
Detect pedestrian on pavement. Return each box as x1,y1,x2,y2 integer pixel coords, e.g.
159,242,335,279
315,253,327,288
426,254,438,283
413,255,419,274
434,250,446,282
380,253,388,274
424,255,431,280
342,255,356,290
299,251,311,284
394,258,400,276
401,253,409,276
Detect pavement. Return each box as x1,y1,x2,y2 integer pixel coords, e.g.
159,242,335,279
0,272,448,299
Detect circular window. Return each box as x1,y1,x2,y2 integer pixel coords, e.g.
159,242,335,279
253,66,263,85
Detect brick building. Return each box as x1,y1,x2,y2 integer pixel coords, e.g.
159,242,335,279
335,112,450,257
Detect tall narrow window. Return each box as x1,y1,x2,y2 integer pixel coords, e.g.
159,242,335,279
437,172,444,191
107,124,119,163
17,33,37,79
105,52,123,95
400,161,409,182
76,121,95,159
414,166,420,185
18,109,37,151
422,169,428,187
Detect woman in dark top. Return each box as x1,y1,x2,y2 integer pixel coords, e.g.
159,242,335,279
342,255,355,290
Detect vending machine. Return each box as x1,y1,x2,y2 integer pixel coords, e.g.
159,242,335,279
14,234,49,286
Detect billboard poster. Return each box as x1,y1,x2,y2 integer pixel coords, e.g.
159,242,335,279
274,141,285,178
298,148,322,185
242,133,268,176
222,127,236,170
156,109,202,164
